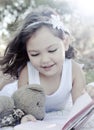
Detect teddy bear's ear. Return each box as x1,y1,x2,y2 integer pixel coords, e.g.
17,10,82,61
27,84,44,93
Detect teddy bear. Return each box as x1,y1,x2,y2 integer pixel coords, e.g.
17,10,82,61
0,84,46,127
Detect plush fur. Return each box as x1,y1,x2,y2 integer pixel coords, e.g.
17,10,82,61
0,96,14,113
12,84,46,120
0,84,45,120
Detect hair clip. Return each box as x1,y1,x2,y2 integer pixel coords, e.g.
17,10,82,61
49,15,64,31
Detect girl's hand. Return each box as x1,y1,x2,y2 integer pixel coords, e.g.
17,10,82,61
21,114,37,123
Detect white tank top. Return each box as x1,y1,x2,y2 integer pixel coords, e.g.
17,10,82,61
27,59,72,112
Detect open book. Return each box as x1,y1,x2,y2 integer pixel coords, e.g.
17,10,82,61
14,93,94,130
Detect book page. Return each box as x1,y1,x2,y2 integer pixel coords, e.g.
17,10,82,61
62,92,94,130
14,121,62,130
64,92,92,122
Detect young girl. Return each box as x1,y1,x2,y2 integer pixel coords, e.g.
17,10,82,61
0,7,86,121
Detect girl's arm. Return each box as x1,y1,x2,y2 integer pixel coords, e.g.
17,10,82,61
21,114,36,123
18,65,28,88
71,60,86,103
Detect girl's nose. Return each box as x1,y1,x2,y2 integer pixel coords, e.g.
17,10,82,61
40,54,50,64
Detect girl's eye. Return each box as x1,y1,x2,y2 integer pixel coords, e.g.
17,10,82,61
48,49,57,53
31,53,39,57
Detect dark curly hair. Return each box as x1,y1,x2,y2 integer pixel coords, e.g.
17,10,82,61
0,6,75,78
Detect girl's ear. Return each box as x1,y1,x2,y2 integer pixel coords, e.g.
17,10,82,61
63,34,71,51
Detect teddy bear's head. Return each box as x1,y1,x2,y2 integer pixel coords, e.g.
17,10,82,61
12,84,46,120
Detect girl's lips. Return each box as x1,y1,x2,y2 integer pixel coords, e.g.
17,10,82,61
42,64,55,68
41,64,55,70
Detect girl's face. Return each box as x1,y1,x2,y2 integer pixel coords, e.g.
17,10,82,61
26,26,68,77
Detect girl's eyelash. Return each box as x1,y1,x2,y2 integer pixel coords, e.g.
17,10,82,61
31,53,39,56
30,49,57,56
48,49,57,53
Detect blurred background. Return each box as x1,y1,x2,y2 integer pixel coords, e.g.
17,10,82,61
0,0,94,83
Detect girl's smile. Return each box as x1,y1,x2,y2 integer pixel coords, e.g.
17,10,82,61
40,63,56,71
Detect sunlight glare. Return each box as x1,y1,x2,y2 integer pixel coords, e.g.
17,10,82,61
71,0,94,17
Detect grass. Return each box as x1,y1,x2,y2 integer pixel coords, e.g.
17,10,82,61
85,69,94,84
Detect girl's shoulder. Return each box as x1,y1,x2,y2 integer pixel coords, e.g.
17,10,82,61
72,60,84,79
72,59,82,68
